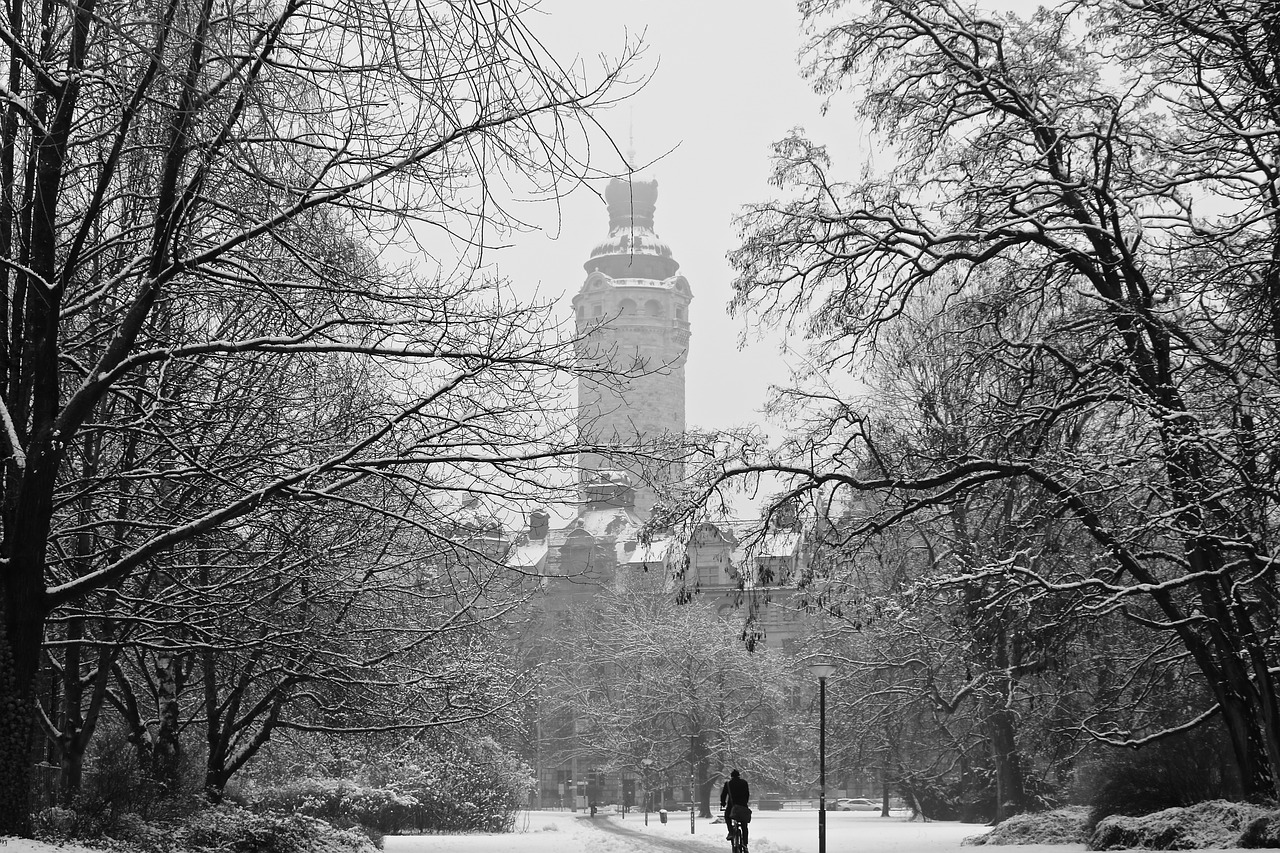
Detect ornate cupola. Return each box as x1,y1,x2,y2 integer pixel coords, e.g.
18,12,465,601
573,175,692,519
584,179,680,280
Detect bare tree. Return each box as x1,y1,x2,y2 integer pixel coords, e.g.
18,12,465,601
540,589,801,818
0,0,640,832
684,0,1280,802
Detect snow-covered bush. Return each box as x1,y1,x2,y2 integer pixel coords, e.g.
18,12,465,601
1238,812,1280,848
109,811,173,848
381,737,533,833
1089,800,1266,850
33,806,80,839
966,806,1089,845
251,778,417,836
176,804,376,853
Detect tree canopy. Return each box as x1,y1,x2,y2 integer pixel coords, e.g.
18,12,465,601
678,0,1280,807
0,0,639,833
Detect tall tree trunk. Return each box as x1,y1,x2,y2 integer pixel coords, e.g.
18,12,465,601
0,522,53,835
59,617,85,804
202,644,226,801
987,704,1027,822
692,732,712,818
1215,671,1275,800
0,623,35,835
153,652,184,791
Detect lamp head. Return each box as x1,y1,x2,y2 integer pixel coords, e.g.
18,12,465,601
808,658,838,680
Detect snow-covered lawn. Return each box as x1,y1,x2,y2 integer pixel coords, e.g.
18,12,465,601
0,807,1262,853
385,809,1060,853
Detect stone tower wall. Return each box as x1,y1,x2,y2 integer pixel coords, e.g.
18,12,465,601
574,281,690,517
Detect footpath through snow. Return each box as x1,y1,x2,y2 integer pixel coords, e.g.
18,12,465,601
386,810,1066,853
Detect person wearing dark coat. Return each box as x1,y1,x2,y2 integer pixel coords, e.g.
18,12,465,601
720,769,750,850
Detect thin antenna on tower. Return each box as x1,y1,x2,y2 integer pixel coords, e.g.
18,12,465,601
626,107,636,172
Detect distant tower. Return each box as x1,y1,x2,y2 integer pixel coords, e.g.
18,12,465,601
573,176,692,518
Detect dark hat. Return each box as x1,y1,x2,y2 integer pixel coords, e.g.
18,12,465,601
730,769,740,778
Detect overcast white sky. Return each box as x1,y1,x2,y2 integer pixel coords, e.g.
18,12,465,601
489,0,1045,438
488,1,862,436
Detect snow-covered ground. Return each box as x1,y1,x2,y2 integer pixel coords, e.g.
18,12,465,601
0,808,1254,853
384,809,1066,853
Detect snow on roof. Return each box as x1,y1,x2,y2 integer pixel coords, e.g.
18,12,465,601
620,537,678,566
694,520,804,562
561,507,645,540
757,531,802,558
507,540,548,570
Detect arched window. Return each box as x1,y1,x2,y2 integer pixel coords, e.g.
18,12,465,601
645,299,664,317
618,298,637,315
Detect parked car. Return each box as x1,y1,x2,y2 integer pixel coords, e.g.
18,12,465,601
758,793,785,810
834,797,881,811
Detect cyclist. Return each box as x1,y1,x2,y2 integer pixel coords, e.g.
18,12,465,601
720,769,750,852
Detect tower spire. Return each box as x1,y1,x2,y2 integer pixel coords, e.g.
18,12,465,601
626,108,636,172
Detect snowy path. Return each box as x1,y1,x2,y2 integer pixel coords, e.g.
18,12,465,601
590,810,726,853
383,810,1081,853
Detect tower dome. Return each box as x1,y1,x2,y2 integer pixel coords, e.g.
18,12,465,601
605,177,658,229
584,178,681,280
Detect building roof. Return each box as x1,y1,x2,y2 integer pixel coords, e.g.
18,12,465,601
756,530,803,558
619,537,678,566
507,539,548,571
560,506,645,541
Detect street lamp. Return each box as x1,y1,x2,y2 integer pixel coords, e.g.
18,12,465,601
808,659,838,853
641,759,654,826
690,734,696,835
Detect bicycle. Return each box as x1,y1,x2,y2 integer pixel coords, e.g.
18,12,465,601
726,817,747,853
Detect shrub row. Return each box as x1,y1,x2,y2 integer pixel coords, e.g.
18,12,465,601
36,803,378,853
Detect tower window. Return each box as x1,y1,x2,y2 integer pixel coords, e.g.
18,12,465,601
618,298,637,315
592,303,603,317
676,307,686,321
645,299,664,317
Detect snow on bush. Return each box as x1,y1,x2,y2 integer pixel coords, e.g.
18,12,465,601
380,737,532,833
32,807,79,839
1089,800,1268,850
251,778,418,836
1238,812,1280,848
965,806,1089,845
175,804,377,853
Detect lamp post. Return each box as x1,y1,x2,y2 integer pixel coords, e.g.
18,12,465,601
809,659,838,853
690,737,696,835
641,759,654,826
